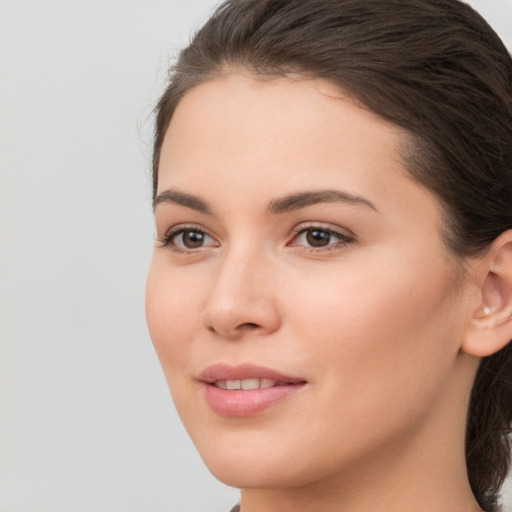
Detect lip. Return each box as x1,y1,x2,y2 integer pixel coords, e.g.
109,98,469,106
198,363,307,417
198,363,306,384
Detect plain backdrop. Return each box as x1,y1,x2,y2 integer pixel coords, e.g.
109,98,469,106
1,1,511,511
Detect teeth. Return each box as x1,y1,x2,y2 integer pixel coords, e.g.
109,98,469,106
226,380,241,390
260,379,275,389
241,378,260,390
213,378,278,390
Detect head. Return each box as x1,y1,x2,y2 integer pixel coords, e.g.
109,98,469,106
146,1,512,510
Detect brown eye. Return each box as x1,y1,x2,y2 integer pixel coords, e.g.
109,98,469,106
179,230,206,249
306,229,331,247
161,228,217,250
290,226,354,251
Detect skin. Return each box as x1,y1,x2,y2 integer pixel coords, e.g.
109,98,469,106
146,74,487,512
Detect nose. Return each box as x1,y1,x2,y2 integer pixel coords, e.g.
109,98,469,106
201,250,281,340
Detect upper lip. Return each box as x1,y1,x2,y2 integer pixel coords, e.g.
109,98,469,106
198,363,306,384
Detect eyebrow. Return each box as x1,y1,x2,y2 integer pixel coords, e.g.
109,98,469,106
266,189,378,214
153,188,377,215
153,189,212,214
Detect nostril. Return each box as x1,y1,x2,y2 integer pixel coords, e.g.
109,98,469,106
205,322,259,336
239,322,259,329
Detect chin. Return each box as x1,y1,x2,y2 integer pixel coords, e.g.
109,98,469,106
194,438,284,486
204,455,310,490
190,429,335,491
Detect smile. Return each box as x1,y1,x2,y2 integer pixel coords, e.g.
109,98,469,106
213,379,289,390
199,364,307,417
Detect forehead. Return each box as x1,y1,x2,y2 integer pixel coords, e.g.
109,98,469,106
159,74,410,194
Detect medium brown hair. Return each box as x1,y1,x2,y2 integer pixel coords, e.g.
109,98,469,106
152,1,512,510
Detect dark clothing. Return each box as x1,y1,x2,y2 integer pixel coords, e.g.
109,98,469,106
229,505,240,512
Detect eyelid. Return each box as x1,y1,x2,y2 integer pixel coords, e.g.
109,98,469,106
289,221,355,239
287,222,356,250
157,223,219,251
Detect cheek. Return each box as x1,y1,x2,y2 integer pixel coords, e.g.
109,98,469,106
262,260,462,476
283,256,460,401
145,259,202,371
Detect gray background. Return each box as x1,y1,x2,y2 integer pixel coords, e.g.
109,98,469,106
0,1,511,511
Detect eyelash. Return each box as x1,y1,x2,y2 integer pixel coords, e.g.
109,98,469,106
157,225,216,253
289,225,355,252
157,224,355,253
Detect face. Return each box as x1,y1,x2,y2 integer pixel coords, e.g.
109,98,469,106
146,75,474,490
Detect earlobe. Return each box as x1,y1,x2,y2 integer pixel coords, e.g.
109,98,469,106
462,230,512,358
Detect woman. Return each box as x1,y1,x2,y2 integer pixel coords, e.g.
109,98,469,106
145,1,512,511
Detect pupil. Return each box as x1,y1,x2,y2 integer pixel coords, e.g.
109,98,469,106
306,229,330,247
184,231,204,248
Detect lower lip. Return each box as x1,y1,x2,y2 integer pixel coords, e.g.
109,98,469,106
202,383,305,417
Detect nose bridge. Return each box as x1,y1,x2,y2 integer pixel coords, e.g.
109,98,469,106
202,241,279,338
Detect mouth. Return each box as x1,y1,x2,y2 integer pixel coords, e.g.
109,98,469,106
212,378,292,390
199,362,306,388
198,363,307,417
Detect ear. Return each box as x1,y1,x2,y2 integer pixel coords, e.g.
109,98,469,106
462,230,512,357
